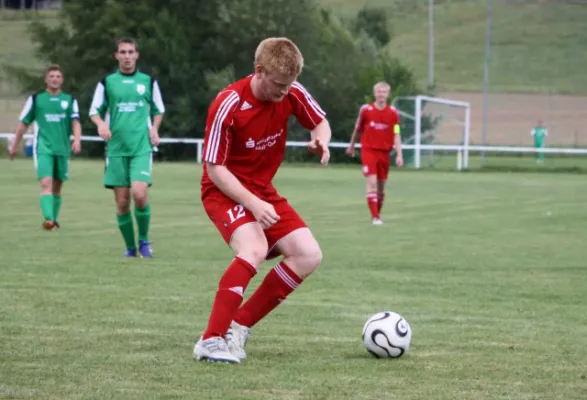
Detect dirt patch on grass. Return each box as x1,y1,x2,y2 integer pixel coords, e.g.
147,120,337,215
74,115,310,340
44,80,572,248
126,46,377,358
434,92,587,146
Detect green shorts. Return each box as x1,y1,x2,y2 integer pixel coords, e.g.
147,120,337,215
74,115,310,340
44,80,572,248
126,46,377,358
36,154,69,182
104,153,153,189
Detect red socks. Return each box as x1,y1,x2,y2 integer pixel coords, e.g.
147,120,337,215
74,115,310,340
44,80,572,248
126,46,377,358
377,193,385,213
202,257,257,340
234,262,303,328
367,192,380,219
203,260,305,336
367,192,386,217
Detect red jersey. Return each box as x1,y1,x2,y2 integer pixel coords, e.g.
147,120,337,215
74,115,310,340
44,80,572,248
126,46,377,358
354,103,400,151
201,75,326,196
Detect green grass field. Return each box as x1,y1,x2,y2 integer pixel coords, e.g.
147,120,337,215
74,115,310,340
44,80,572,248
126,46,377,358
1,160,587,399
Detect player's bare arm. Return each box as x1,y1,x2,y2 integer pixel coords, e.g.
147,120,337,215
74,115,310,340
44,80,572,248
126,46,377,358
71,120,82,154
149,114,163,146
346,128,362,157
89,115,111,141
9,122,29,160
308,119,332,165
347,106,365,157
89,80,112,141
206,163,280,229
394,130,403,167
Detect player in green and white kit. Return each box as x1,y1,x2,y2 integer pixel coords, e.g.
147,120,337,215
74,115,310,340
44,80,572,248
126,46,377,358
89,38,165,258
531,120,548,164
9,65,81,230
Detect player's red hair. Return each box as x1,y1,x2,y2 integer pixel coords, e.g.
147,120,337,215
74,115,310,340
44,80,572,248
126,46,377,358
254,37,304,77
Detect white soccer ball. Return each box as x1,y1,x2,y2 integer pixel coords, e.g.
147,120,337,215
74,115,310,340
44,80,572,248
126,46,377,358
362,311,412,358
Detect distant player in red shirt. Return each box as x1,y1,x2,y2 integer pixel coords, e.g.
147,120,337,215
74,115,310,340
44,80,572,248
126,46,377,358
193,38,331,364
346,81,403,225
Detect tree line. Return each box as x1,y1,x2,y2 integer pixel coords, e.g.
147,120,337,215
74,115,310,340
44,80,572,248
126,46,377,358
9,0,423,162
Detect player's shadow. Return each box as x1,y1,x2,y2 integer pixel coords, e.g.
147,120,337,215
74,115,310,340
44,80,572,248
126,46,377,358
342,347,413,363
343,352,377,360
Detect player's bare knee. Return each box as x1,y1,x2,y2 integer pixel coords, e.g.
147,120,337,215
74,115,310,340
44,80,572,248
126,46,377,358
289,243,322,278
130,182,149,206
133,194,148,208
52,180,63,195
376,180,386,195
236,243,268,267
116,202,131,214
366,177,377,193
230,223,268,267
40,178,52,194
132,190,148,208
114,188,131,210
115,195,131,214
306,244,323,272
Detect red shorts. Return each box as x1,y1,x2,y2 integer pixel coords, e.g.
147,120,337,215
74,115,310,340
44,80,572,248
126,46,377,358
361,148,391,180
201,186,307,260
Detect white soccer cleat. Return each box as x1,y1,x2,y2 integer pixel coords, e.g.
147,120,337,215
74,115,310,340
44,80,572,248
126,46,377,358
193,336,240,364
226,321,251,361
372,218,384,225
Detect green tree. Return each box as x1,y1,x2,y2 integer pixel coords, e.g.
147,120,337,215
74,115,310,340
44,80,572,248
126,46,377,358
10,0,423,161
354,7,391,48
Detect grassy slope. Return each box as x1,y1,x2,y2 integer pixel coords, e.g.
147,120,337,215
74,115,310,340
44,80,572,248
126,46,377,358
0,10,59,131
320,0,587,94
2,3,587,94
0,10,58,87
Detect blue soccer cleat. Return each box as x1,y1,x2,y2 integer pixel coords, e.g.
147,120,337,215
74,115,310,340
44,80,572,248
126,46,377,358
124,248,138,257
138,240,153,258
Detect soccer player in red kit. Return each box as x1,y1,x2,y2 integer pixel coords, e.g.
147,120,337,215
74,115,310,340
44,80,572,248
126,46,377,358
346,81,403,225
193,37,331,364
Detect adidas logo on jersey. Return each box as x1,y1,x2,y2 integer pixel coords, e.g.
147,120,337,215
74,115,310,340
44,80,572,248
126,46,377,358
240,101,252,111
228,286,244,296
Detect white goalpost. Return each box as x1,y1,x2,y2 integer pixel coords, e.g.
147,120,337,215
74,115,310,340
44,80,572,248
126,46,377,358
416,95,471,170
393,95,471,170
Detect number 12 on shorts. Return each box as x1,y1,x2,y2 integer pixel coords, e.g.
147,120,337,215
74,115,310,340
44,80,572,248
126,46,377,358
227,204,246,224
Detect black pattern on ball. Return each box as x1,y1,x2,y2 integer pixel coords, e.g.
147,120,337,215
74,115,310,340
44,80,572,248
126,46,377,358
369,329,405,358
395,318,409,338
363,312,390,341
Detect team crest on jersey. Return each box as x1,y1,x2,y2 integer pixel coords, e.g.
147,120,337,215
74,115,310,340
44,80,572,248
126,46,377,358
136,84,146,95
60,101,69,110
